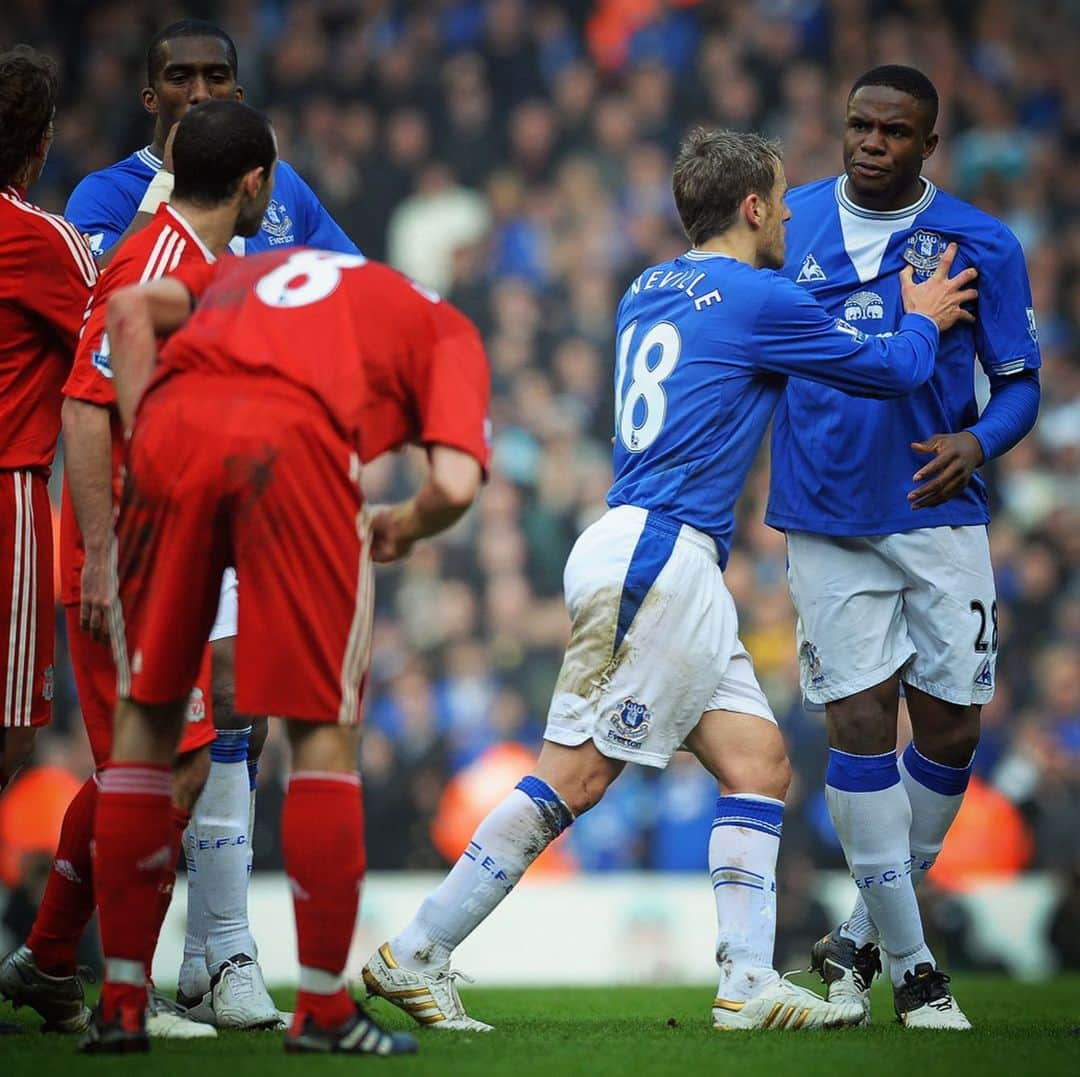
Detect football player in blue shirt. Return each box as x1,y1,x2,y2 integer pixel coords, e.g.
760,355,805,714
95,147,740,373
359,128,977,1034
64,19,361,1035
767,66,1041,1030
66,20,357,262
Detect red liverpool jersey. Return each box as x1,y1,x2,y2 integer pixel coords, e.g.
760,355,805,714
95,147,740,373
0,186,97,473
58,204,217,605
160,248,491,467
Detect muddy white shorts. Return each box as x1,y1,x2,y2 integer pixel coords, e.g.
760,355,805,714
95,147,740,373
544,506,774,768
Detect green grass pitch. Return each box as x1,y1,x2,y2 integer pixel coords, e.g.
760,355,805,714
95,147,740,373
3,975,1079,1076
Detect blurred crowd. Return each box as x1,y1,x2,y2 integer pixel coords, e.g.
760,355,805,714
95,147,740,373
1,0,1077,967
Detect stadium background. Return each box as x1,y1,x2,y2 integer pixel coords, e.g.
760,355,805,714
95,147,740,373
0,0,1077,981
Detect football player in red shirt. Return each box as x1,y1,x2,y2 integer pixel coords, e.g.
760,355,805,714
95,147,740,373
0,100,278,1039
0,46,97,790
81,220,489,1053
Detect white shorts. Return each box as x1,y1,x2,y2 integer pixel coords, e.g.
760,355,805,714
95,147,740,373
544,506,774,769
786,526,997,707
208,567,238,643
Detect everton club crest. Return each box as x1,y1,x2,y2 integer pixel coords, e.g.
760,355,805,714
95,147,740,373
902,230,948,280
607,697,652,748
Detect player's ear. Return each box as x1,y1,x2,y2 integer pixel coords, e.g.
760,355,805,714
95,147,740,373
922,131,939,162
743,192,762,229
141,86,158,117
234,84,244,102
243,165,265,197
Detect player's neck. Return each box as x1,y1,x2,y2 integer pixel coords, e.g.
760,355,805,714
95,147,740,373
842,174,926,213
169,197,240,257
695,232,757,267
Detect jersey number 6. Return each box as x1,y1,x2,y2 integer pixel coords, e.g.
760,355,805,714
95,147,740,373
614,320,682,453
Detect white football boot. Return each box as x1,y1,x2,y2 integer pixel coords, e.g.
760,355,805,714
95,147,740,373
361,942,493,1032
893,963,971,1030
210,954,287,1030
146,990,218,1038
712,976,866,1031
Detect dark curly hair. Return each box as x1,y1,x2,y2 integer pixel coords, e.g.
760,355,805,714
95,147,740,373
0,45,58,189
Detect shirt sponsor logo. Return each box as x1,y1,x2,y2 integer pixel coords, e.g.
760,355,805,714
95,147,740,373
262,199,295,246
843,289,886,321
902,229,947,279
796,252,827,283
606,696,652,748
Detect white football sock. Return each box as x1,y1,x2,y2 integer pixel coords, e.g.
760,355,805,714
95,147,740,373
841,743,973,950
825,749,933,985
187,727,257,975
179,821,211,999
391,776,573,972
710,795,783,1002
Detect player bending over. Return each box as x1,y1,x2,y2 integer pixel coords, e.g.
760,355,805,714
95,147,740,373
0,99,284,1040
768,66,1041,1030
78,149,489,1052
362,127,977,1034
63,20,363,1028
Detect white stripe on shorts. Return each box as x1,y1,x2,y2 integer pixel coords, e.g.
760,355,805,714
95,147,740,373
337,457,372,726
4,473,35,727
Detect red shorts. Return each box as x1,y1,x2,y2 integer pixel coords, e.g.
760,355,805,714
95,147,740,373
1,471,54,729
66,605,216,766
115,376,370,724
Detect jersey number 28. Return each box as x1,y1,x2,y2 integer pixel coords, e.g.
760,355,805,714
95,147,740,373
614,320,682,453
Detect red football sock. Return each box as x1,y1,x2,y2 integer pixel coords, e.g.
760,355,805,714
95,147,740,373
142,804,190,982
27,775,98,976
283,772,364,1031
93,763,173,1020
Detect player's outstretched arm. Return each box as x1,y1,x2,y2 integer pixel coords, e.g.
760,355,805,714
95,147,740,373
369,445,483,563
105,277,193,430
62,398,117,640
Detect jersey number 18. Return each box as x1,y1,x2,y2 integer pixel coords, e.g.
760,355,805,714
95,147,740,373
614,320,682,453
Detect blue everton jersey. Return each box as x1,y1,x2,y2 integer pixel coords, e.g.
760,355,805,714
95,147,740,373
607,251,942,568
767,176,1041,536
65,146,359,258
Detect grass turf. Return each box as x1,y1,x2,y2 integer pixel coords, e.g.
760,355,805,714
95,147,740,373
3,975,1079,1076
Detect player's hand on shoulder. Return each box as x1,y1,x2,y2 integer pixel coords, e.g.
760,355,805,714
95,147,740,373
368,503,419,563
908,431,985,509
900,242,978,333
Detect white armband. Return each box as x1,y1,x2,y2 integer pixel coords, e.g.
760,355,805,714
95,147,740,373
137,170,175,215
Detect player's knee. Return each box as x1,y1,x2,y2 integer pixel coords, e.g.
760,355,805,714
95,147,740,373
826,694,896,754
915,721,980,769
247,715,269,759
721,748,791,801
172,745,211,811
0,726,36,783
210,639,238,729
